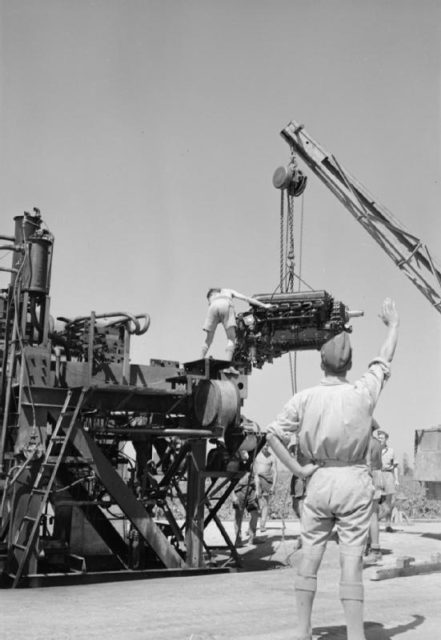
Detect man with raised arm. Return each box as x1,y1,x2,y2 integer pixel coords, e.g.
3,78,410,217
265,298,399,640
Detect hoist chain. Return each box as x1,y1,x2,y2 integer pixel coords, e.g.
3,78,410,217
286,192,295,293
280,190,285,293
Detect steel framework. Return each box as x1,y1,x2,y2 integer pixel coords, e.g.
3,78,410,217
0,211,259,587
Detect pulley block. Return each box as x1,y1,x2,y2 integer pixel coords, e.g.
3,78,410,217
272,164,307,197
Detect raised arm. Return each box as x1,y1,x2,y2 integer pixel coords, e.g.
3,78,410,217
265,400,318,479
229,289,273,310
378,298,399,363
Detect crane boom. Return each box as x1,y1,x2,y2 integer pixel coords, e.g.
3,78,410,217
280,120,441,313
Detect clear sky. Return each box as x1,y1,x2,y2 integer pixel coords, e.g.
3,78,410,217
1,0,440,466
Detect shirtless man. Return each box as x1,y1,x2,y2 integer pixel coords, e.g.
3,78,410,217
254,442,278,533
201,288,272,361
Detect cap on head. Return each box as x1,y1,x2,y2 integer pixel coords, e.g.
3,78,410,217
376,430,389,439
321,332,352,374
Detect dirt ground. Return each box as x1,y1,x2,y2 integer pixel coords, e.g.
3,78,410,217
2,519,441,640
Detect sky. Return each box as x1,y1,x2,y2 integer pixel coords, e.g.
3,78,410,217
1,0,441,466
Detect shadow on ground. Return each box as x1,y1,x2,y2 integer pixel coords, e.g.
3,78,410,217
237,534,301,570
313,614,424,639
397,530,441,542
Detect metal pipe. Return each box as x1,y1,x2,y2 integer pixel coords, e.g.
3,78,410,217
91,428,214,438
0,315,18,474
0,244,21,252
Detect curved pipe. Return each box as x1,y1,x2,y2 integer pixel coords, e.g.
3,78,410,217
0,267,18,274
61,312,151,335
99,313,151,335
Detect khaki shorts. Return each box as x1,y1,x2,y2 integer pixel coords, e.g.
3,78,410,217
382,470,396,495
257,475,273,496
203,299,236,332
302,465,374,547
233,485,259,513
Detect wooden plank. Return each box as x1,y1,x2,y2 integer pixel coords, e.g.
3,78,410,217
371,555,441,581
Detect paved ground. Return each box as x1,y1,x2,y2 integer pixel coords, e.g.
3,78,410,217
2,520,441,640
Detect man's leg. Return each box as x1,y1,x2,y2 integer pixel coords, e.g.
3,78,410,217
201,330,215,358
233,505,244,545
248,509,259,544
382,494,394,531
295,544,325,639
339,545,366,640
225,326,237,361
387,494,396,530
366,501,381,562
260,494,269,531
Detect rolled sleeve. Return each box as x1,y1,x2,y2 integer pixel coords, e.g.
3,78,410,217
266,398,300,441
355,358,391,406
368,357,391,379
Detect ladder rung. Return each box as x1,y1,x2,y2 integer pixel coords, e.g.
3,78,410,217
32,488,47,495
51,436,67,443
13,543,27,551
22,515,37,522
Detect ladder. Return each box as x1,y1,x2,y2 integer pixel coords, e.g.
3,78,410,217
9,386,87,587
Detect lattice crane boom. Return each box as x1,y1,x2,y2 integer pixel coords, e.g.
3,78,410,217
280,120,441,313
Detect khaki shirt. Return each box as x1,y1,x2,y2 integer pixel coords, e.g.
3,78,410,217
381,445,396,472
267,358,391,464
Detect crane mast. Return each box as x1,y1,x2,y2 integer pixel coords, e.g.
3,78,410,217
280,121,441,313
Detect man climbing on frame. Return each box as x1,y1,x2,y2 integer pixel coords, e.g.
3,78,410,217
264,298,399,640
201,288,272,362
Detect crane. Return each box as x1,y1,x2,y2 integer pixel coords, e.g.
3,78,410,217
278,120,441,313
277,119,441,487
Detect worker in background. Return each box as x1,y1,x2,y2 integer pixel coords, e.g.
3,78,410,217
232,471,260,546
377,430,399,532
288,437,308,552
364,421,384,564
201,288,272,362
265,298,399,640
254,441,278,534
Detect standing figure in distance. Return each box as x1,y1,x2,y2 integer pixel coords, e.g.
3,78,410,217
288,436,308,552
232,471,260,546
265,298,399,640
201,288,272,361
365,421,384,564
254,441,278,534
377,430,399,532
